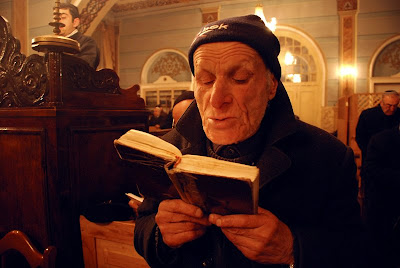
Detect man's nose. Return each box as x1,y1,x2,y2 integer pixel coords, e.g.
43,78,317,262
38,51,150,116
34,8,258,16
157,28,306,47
209,78,232,108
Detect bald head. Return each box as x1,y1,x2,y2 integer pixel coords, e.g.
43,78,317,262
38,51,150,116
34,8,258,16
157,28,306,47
173,99,193,124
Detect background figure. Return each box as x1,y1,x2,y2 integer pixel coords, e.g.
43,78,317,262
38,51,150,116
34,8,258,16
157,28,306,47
355,90,400,211
59,3,100,69
171,90,194,127
363,124,400,268
155,91,195,129
148,105,168,130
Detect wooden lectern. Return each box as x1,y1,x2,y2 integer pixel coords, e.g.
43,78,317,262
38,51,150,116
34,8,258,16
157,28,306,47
0,15,149,267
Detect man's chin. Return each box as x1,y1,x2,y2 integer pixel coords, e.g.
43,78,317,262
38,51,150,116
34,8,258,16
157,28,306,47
205,130,242,145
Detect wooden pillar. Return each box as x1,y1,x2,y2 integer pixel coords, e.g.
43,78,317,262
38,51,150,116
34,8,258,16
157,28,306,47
337,0,358,97
12,0,27,55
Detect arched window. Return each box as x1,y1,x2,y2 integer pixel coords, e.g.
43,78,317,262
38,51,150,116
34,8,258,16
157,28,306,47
275,26,326,130
278,36,317,84
369,35,400,93
141,49,192,112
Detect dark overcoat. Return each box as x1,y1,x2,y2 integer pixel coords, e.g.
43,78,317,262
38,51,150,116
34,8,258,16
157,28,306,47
70,31,100,69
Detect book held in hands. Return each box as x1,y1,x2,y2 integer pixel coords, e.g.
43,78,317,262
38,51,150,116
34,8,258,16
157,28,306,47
114,129,259,214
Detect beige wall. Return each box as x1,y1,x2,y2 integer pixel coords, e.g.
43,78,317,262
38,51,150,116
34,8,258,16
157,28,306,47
4,0,399,105
118,0,342,104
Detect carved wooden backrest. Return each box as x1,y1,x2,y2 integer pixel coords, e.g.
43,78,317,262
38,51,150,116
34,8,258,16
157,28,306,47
0,16,47,107
0,15,145,110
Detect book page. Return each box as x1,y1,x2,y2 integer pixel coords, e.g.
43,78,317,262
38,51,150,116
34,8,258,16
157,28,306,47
176,154,259,182
114,129,182,162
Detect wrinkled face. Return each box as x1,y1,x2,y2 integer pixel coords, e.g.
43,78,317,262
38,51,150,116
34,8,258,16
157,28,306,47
380,95,400,116
59,8,79,36
193,42,278,145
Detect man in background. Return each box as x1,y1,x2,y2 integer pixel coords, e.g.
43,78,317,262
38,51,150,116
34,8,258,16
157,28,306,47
149,105,168,130
363,123,400,268
59,3,100,69
355,90,400,215
171,90,195,127
356,90,400,162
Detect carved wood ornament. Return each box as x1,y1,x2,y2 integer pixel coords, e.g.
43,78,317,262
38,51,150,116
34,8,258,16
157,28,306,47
0,16,48,107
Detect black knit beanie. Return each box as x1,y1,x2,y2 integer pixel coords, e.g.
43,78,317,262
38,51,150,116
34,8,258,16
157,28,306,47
188,14,281,80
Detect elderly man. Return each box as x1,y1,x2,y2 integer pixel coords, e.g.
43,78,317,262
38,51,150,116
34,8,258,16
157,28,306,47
59,3,100,69
355,90,400,219
356,90,400,163
133,15,365,268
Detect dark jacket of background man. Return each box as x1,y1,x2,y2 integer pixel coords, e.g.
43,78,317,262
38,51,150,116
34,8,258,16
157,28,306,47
355,91,400,162
363,124,400,268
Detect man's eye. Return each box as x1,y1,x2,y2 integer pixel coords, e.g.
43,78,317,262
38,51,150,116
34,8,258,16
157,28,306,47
198,76,214,85
233,78,248,84
203,80,214,85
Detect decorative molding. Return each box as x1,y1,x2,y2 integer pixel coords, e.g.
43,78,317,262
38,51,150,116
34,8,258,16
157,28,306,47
201,6,219,24
151,54,189,78
377,41,400,70
337,0,358,97
78,0,109,34
342,16,354,65
62,54,122,94
337,0,357,11
0,16,48,107
112,0,199,13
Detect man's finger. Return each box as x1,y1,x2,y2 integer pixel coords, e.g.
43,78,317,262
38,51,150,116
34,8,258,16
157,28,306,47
160,199,204,218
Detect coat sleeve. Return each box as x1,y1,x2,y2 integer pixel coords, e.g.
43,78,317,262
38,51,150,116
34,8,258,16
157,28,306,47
134,198,212,268
77,36,100,69
355,111,369,154
134,198,180,268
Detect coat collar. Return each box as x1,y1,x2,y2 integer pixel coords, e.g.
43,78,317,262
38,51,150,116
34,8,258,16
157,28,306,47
175,81,297,187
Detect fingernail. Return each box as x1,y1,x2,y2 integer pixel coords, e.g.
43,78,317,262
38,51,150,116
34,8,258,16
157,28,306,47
195,208,203,217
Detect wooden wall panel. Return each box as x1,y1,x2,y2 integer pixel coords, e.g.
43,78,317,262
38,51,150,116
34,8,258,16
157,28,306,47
0,128,49,246
69,125,146,210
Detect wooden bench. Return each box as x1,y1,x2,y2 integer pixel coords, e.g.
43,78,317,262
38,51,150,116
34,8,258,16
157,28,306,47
80,216,149,268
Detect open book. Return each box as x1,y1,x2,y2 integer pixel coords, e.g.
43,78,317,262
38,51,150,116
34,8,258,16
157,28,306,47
114,129,259,214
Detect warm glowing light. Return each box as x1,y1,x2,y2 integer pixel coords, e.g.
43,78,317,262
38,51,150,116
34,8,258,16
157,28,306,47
292,74,301,83
339,65,358,77
287,74,302,83
284,52,295,65
255,4,277,32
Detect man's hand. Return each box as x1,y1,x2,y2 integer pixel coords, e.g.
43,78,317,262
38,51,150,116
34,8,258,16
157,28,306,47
209,207,294,265
155,199,211,248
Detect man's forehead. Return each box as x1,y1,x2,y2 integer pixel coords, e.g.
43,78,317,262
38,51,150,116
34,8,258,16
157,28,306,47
383,95,400,101
195,41,257,54
193,42,262,65
59,9,70,15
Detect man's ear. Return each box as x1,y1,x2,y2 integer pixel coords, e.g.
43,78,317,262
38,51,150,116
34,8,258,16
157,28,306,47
268,73,278,101
72,17,80,28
